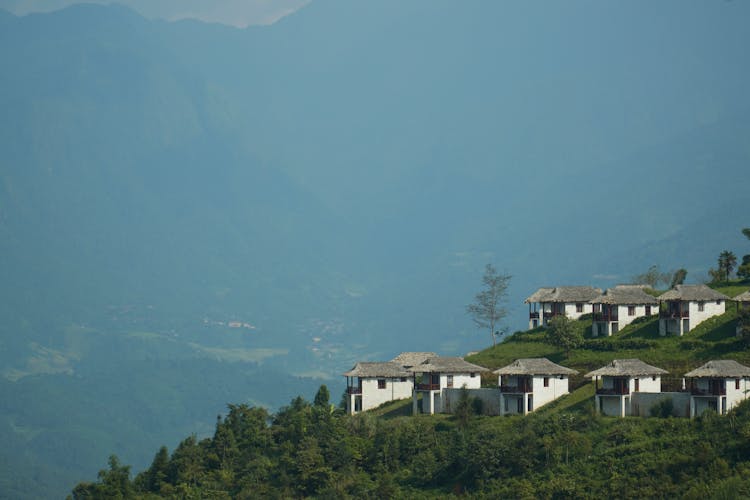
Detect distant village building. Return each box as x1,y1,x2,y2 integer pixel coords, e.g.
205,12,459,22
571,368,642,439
658,285,729,336
494,358,577,415
343,352,435,415
586,359,668,417
590,285,658,337
524,286,602,329
684,360,750,417
411,357,488,415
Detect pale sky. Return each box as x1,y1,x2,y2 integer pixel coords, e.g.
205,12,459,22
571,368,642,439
0,0,310,26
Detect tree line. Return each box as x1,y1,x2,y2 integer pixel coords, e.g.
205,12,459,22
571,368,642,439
70,387,750,499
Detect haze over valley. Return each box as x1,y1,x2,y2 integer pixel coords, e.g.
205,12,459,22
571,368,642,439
1,1,749,497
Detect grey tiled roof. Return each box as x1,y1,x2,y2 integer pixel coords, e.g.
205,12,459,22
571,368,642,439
590,285,659,305
585,359,668,378
524,287,555,303
410,356,489,374
343,362,410,378
390,352,438,367
525,286,602,304
493,358,577,376
684,360,750,378
734,290,750,302
658,284,729,302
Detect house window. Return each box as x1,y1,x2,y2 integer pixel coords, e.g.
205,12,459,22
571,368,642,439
736,379,740,390
543,377,549,387
645,305,651,316
628,306,636,316
400,377,407,382
698,302,705,312
378,379,386,389
447,375,454,388
470,373,476,378
576,303,583,313
716,300,722,305
635,378,640,392
652,376,656,381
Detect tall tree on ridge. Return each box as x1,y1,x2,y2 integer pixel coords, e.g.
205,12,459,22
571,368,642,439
466,264,511,346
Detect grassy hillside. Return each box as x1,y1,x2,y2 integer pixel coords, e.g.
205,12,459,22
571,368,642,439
468,283,750,392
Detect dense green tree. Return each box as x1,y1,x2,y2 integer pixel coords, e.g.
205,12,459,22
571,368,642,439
466,264,512,346
670,268,688,288
737,255,750,280
545,316,583,356
314,385,330,408
718,250,738,282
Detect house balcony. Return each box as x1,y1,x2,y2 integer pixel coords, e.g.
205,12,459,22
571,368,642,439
346,387,362,395
500,384,531,394
691,387,726,396
416,383,441,391
596,387,629,395
593,312,618,322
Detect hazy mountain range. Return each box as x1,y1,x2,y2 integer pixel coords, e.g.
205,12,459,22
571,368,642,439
1,1,749,497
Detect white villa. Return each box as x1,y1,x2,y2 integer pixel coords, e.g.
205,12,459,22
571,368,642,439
525,286,602,329
494,358,577,415
684,360,750,417
590,285,658,337
586,359,667,417
411,357,488,415
658,284,729,336
343,352,436,415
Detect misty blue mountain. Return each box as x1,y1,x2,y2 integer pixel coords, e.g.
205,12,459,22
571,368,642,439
1,1,749,498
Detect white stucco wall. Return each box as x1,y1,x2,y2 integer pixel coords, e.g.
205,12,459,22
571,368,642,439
531,375,570,407
629,375,662,393
358,377,413,412
441,372,482,390
593,304,655,337
688,300,726,330
564,302,593,320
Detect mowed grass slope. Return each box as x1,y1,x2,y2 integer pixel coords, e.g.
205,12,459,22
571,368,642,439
467,281,750,395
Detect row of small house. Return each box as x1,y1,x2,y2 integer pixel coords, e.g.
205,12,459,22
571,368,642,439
343,354,750,419
526,284,750,336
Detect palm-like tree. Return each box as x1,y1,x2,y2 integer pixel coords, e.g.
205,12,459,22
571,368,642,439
718,250,737,282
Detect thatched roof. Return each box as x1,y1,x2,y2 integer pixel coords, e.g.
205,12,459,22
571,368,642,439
525,287,555,303
734,290,750,302
390,352,437,368
658,284,729,302
684,360,750,378
343,362,410,378
410,357,489,374
590,285,658,305
525,286,602,304
584,359,668,378
493,358,577,376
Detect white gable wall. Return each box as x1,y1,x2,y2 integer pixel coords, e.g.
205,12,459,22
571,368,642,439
531,375,570,408
441,372,482,390
360,377,413,412
688,300,726,330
